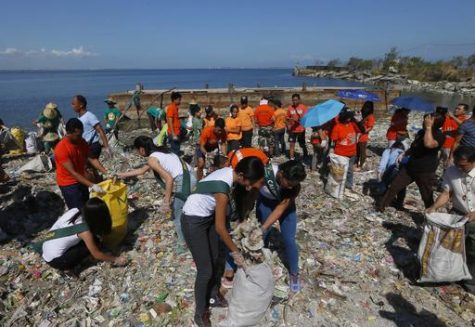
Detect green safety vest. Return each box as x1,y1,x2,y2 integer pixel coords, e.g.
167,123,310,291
154,158,192,202
31,220,89,255
264,164,282,201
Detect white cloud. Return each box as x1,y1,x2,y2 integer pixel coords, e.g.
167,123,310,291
0,48,21,55
0,46,97,57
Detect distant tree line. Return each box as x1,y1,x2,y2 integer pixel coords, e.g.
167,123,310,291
324,48,475,82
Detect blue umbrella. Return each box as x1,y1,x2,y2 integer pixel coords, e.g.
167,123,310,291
336,89,380,102
390,96,434,113
301,99,345,128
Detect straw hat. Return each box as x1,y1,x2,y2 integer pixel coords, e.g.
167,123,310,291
44,102,58,110
43,107,58,120
104,98,117,105
43,132,59,142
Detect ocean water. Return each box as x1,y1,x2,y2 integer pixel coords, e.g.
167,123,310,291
0,69,364,129
0,69,472,129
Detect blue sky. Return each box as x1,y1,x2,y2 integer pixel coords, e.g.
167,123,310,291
1,0,474,69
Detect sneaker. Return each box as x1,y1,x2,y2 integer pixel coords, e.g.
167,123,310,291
289,274,301,292
221,276,234,289
194,310,211,327
209,292,228,307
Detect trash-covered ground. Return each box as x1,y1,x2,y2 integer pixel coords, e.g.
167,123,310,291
2,114,475,326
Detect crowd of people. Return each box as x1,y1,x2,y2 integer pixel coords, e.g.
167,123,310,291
1,90,475,327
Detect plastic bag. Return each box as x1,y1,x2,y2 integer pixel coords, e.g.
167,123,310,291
90,179,128,248
17,154,52,173
25,132,39,154
222,263,274,327
418,212,472,283
324,153,349,199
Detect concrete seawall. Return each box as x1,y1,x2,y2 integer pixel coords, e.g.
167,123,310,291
109,86,401,120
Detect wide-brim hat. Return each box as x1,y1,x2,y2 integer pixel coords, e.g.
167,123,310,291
44,102,58,110
43,132,59,142
43,107,58,119
104,98,117,104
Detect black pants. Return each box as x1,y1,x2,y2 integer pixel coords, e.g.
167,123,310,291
465,222,475,290
357,142,367,167
288,132,308,157
274,128,286,156
241,130,253,147
379,167,436,210
181,213,221,316
47,241,90,270
60,183,89,209
227,140,240,153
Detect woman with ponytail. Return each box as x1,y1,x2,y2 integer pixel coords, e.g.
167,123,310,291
117,136,196,245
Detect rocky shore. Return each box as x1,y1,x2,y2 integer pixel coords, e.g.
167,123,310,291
295,67,475,97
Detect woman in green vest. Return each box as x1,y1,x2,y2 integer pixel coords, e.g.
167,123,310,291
117,136,196,246
181,157,265,327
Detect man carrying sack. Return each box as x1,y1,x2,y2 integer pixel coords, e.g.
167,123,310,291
426,145,475,290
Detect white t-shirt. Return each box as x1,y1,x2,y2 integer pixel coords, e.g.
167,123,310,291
79,111,100,143
42,208,85,262
182,167,234,217
442,166,475,214
149,151,192,179
260,164,280,200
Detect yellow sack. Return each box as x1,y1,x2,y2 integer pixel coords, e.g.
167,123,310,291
9,127,26,154
91,179,128,248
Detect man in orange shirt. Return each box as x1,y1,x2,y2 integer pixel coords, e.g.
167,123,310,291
197,118,227,180
238,96,255,147
330,110,361,190
225,105,242,152
271,99,287,156
55,118,106,209
287,94,308,160
386,108,410,148
254,98,275,156
166,92,182,155
439,104,469,166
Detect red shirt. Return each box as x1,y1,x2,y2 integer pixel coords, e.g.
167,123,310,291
254,104,274,127
200,126,227,151
287,104,308,133
166,102,181,136
358,114,376,143
386,112,408,141
331,122,359,157
442,114,468,149
54,137,89,187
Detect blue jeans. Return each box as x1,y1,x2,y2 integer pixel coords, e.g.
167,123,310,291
59,183,89,209
173,174,197,244
168,134,181,155
256,196,299,275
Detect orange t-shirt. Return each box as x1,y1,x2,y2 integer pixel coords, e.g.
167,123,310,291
331,122,359,157
359,114,376,143
238,106,254,131
227,148,269,168
204,116,216,128
225,116,242,141
200,126,227,151
254,104,274,127
442,114,468,149
386,112,408,141
54,137,89,187
274,108,287,129
287,104,308,133
166,102,181,135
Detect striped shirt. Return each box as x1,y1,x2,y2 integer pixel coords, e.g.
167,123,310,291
458,119,475,148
